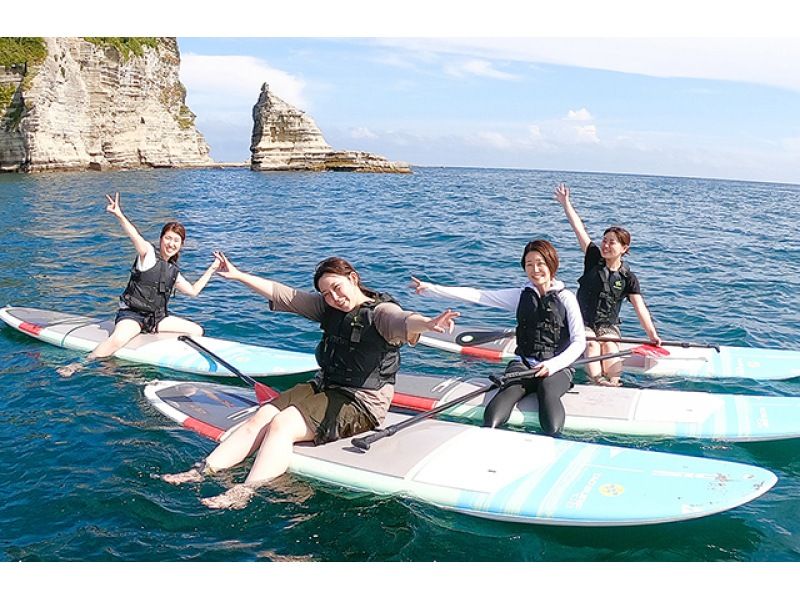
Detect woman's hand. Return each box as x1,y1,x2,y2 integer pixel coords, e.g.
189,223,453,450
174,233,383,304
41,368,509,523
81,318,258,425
213,251,241,280
410,276,431,294
534,364,550,377
105,192,124,217
554,183,570,206
209,253,222,272
425,308,460,334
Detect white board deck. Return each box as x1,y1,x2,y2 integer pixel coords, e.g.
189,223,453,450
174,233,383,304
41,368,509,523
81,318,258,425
145,380,777,526
418,324,800,381
1,305,319,377
392,373,800,441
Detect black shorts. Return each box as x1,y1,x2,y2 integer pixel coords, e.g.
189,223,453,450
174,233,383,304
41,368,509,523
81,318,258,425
269,382,376,445
115,308,165,334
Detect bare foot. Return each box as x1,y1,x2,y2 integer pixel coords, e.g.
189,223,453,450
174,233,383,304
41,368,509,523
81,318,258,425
596,376,622,387
201,484,256,510
161,467,204,485
57,362,84,378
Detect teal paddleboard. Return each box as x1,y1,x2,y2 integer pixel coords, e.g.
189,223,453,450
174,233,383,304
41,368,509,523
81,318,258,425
145,380,777,526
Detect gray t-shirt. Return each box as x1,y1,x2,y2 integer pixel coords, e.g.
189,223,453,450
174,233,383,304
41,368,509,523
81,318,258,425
269,282,419,424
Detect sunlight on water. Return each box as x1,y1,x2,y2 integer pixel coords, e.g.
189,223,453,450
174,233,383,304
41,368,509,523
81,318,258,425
1,167,799,561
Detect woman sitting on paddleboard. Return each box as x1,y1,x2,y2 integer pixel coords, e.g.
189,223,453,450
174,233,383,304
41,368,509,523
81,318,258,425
163,254,460,510
411,239,586,436
57,192,220,377
554,183,660,386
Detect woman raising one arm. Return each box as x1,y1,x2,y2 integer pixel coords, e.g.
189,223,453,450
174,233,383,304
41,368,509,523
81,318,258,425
57,192,220,377
554,183,660,386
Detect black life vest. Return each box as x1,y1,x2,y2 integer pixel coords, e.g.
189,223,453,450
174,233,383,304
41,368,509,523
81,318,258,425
120,247,180,318
515,287,571,361
577,261,632,328
315,293,401,390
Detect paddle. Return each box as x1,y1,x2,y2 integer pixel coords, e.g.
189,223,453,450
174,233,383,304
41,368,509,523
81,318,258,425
454,328,515,346
178,335,280,404
351,346,649,451
454,329,719,353
593,335,721,353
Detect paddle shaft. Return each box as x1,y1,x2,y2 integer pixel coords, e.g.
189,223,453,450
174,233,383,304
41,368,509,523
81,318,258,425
179,335,257,384
178,336,279,403
351,348,634,451
592,335,721,352
456,329,720,353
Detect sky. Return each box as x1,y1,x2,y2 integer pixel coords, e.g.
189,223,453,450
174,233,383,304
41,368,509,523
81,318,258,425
177,36,800,184
5,1,800,185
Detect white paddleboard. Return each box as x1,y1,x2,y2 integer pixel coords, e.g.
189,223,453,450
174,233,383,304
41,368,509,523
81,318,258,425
392,373,800,441
1,305,319,377
419,324,800,381
144,380,777,526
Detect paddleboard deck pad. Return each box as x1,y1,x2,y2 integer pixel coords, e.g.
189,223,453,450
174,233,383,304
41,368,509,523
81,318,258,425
1,305,319,377
419,325,800,381
392,373,800,441
145,379,777,526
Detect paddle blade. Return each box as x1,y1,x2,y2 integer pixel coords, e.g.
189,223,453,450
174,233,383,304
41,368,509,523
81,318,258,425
455,329,514,346
255,382,280,404
631,344,670,357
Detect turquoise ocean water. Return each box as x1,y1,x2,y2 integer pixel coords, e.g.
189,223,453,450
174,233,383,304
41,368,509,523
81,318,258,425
1,167,799,561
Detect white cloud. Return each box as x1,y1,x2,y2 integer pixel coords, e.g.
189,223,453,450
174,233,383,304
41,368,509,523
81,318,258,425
350,126,379,139
376,38,800,94
180,53,308,109
528,125,543,140
471,132,513,149
566,108,593,121
574,124,600,144
444,59,519,80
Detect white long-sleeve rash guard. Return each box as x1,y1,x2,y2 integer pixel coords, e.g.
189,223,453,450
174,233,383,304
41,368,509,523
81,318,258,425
420,280,586,374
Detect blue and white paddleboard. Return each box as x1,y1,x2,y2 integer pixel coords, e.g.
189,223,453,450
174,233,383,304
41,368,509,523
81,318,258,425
0,305,319,377
418,324,800,381
144,380,777,526
392,373,800,442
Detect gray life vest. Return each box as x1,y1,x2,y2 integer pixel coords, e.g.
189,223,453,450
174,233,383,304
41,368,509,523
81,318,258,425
315,293,401,390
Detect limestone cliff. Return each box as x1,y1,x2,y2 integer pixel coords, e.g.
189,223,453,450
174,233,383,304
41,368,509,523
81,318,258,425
0,37,211,172
250,84,411,173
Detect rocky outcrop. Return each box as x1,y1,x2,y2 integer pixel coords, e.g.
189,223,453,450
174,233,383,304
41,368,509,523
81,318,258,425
0,37,211,173
250,84,411,173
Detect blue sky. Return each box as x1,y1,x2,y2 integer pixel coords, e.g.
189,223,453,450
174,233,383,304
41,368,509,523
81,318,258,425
177,37,800,184
9,1,800,184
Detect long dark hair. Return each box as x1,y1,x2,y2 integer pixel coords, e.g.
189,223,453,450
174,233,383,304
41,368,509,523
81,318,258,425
313,257,377,299
160,221,186,264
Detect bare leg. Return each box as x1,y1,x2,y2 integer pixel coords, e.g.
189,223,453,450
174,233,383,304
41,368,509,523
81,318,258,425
201,407,314,510
156,315,204,336
57,318,142,377
583,339,603,382
161,404,281,485
601,340,623,386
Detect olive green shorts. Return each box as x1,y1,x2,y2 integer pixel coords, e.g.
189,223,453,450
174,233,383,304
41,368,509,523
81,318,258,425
270,382,376,445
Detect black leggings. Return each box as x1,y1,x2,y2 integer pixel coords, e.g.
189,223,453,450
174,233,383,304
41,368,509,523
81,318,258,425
482,360,573,436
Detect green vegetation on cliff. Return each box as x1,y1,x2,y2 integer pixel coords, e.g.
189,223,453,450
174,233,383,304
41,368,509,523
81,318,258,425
1,82,24,131
84,37,160,60
0,37,47,68
0,83,14,107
